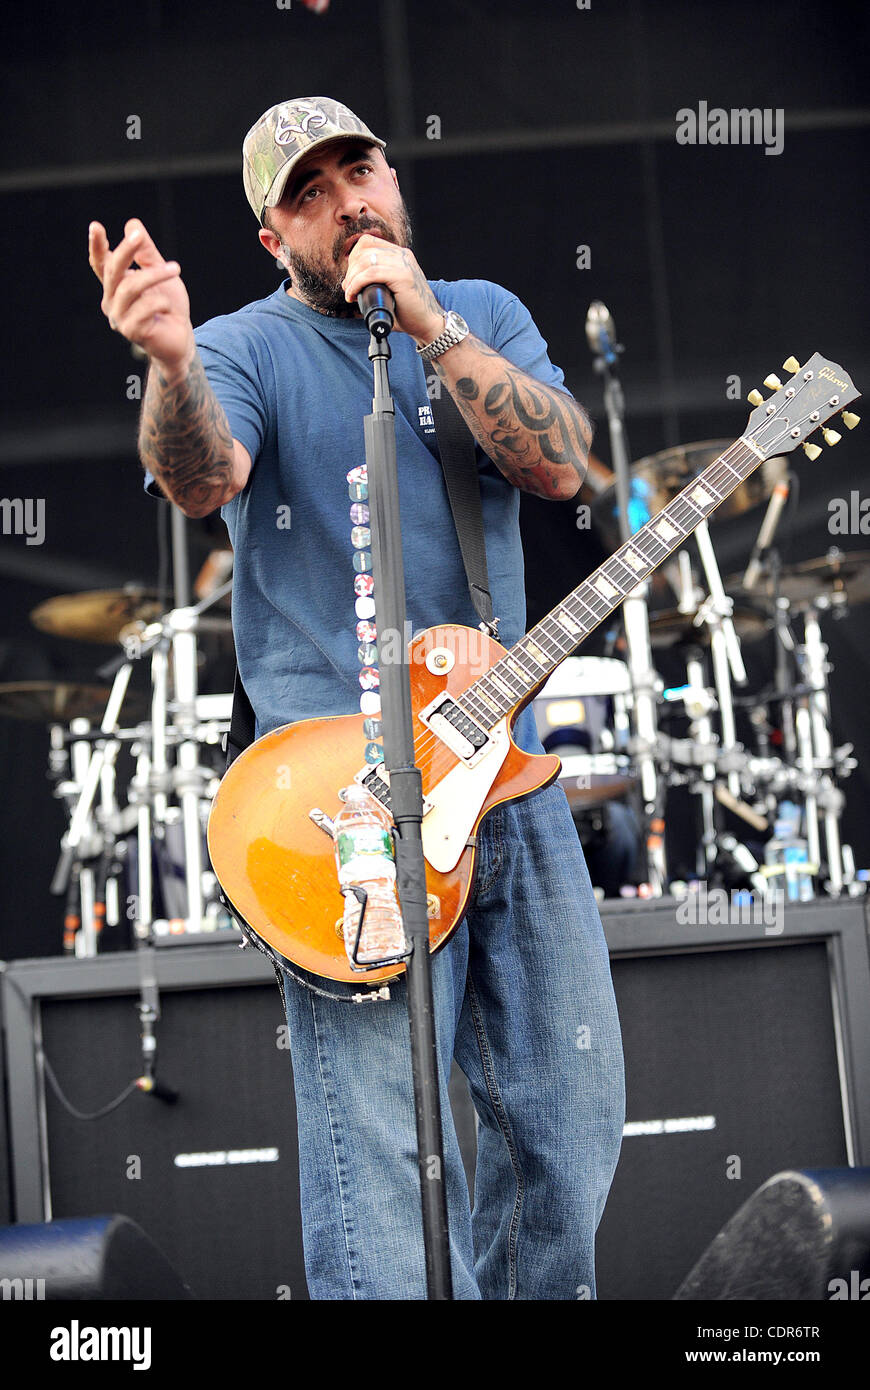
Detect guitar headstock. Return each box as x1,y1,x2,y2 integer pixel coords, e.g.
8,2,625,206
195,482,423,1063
744,353,860,461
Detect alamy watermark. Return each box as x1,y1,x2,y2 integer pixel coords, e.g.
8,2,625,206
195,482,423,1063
0,497,45,545
676,102,784,156
828,491,870,535
1,1276,45,1300
676,882,784,936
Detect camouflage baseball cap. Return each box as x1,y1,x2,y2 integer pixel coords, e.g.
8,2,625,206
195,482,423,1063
242,97,386,223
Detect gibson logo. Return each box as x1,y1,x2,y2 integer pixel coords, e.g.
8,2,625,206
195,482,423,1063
819,366,848,390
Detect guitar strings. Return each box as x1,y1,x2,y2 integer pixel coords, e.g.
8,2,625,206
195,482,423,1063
380,389,809,795
403,435,759,777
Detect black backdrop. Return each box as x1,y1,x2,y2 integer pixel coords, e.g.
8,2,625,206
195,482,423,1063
1,0,868,958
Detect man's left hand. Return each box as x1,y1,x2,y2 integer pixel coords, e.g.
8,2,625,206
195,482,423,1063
341,234,444,345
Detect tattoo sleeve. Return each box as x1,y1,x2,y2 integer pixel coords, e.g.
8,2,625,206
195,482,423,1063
138,354,236,517
430,334,593,500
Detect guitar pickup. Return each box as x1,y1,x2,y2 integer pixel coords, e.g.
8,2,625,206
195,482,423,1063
418,694,490,764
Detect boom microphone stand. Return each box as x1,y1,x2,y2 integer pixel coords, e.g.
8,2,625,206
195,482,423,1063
359,290,452,1300
586,302,666,891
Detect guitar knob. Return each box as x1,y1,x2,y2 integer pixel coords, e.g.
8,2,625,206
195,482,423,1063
803,442,823,461
747,388,764,406
763,374,783,391
822,428,842,446
782,356,801,373
841,411,860,430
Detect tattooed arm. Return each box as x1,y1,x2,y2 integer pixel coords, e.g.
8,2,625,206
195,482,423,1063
428,335,592,501
139,352,251,519
340,237,592,499
88,218,250,517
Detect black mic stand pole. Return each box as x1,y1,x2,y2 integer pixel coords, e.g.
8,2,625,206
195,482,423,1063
360,294,452,1300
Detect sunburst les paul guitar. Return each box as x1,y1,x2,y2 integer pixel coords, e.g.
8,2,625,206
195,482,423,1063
207,354,860,982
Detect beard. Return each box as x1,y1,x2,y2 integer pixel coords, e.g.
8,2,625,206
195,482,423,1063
277,199,414,317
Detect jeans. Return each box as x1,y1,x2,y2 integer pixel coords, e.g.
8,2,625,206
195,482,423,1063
280,782,625,1299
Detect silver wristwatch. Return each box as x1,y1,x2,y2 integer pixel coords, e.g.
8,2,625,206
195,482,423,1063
416,310,470,362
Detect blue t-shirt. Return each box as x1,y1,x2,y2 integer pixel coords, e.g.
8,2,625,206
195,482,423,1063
148,278,571,746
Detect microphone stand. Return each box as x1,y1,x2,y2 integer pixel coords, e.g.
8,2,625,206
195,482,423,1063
360,297,452,1300
589,316,666,892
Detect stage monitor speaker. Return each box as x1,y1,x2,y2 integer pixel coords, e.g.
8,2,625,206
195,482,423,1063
673,1167,870,1300
595,900,870,1300
0,1214,193,1299
0,993,11,1227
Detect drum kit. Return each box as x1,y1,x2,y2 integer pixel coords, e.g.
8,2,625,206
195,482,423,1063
1,568,239,955
1,439,866,955
533,440,868,902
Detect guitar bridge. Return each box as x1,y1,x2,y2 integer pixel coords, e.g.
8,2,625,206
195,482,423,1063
354,763,433,819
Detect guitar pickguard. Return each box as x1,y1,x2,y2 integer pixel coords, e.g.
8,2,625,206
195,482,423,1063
421,718,510,872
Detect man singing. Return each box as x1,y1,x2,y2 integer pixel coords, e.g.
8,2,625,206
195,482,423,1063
88,97,625,1300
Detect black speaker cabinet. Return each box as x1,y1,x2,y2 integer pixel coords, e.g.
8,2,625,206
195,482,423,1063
4,899,870,1301
596,897,870,1299
2,943,477,1301
3,946,310,1300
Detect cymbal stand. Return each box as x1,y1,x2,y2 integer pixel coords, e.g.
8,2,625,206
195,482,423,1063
672,550,718,873
49,663,133,954
590,324,665,892
796,601,854,894
692,521,748,799
765,548,800,774
126,585,232,938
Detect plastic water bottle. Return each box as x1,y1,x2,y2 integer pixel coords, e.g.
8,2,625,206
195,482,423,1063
333,784,406,966
764,800,814,903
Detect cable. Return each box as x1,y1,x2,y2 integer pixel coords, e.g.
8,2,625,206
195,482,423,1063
41,1053,138,1122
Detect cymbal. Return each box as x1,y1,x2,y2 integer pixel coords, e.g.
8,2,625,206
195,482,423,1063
727,550,870,610
0,681,148,724
647,606,771,649
592,440,788,550
30,588,164,645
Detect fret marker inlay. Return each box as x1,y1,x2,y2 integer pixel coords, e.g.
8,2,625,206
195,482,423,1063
654,517,679,543
594,575,619,600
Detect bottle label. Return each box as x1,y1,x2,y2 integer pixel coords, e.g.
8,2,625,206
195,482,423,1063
337,827,395,883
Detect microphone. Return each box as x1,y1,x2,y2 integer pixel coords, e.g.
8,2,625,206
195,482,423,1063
357,284,395,338
136,1075,179,1104
742,477,791,591
585,301,619,366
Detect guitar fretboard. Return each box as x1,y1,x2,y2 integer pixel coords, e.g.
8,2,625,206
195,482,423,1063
459,438,762,729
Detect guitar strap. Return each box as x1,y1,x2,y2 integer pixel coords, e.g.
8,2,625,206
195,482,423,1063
224,369,496,769
425,369,498,641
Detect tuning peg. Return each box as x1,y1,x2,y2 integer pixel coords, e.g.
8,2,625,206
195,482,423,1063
747,388,764,406
763,374,783,391
782,356,801,374
842,411,860,430
822,428,842,446
803,442,823,461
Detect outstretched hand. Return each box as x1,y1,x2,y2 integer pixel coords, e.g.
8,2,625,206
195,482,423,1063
88,218,195,373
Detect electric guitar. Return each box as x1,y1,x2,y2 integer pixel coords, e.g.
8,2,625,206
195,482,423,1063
207,353,860,982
